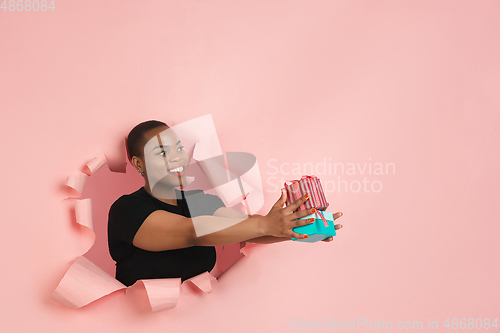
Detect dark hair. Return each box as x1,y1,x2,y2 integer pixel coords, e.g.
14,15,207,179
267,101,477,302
126,120,169,162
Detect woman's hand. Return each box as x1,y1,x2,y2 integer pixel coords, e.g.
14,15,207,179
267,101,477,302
259,189,344,241
320,212,343,242
258,189,317,239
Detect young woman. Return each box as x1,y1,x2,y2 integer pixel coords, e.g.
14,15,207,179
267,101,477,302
107,120,343,287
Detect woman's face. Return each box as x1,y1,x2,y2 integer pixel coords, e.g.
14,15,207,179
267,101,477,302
142,126,189,193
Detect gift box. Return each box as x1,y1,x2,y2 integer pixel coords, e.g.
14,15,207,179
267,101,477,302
291,211,336,242
284,175,329,212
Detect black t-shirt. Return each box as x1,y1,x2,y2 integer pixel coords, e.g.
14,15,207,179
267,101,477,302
107,186,225,287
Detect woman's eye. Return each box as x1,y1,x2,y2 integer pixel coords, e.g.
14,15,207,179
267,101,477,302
158,146,183,156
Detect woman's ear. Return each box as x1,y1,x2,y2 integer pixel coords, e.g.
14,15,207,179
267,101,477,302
131,156,141,170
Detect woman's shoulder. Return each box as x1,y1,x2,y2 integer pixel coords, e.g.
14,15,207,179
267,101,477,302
181,189,221,200
109,188,151,209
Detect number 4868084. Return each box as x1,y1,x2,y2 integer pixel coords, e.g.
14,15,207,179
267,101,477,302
443,318,498,330
1,0,55,11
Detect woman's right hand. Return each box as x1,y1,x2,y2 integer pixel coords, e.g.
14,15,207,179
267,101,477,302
260,189,317,239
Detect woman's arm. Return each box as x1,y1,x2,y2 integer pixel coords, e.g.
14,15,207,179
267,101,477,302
132,211,267,251
245,236,292,244
132,192,315,251
212,207,342,244
213,207,292,244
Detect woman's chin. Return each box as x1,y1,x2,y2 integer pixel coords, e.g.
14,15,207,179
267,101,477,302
156,174,187,187
151,182,181,199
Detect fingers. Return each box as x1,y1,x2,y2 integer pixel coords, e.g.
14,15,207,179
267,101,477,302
283,193,310,214
333,212,344,230
291,210,344,230
291,231,309,240
290,210,342,242
294,217,316,227
272,188,288,210
281,188,287,207
286,218,315,240
333,212,343,220
290,207,318,221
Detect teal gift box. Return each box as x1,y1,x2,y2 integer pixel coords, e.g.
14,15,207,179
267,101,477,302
291,211,336,242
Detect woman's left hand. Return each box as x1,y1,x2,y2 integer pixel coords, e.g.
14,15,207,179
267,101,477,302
321,211,343,242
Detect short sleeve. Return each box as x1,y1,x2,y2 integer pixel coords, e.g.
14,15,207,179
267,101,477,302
108,196,159,245
207,193,226,215
184,191,226,217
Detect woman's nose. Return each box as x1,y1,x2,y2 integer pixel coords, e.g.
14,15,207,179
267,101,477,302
168,151,181,163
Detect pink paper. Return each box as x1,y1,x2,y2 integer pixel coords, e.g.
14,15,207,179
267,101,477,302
75,199,94,231
64,173,87,198
132,278,182,312
83,157,107,176
51,256,126,309
185,271,216,293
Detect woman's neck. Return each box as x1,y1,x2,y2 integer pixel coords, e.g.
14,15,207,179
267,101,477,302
144,183,179,206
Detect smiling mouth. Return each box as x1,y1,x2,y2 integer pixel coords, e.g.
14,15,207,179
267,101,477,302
168,166,185,173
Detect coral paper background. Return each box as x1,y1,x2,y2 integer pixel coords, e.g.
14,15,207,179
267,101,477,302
1,1,499,332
